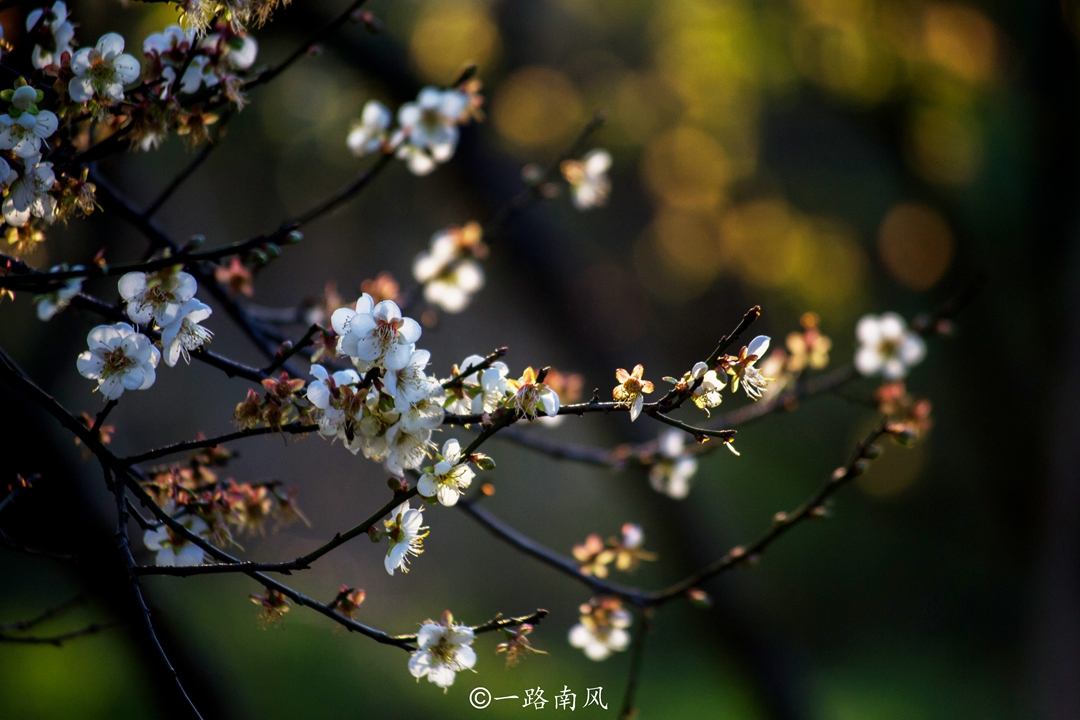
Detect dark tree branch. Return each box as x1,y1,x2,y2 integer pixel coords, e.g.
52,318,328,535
109,465,206,720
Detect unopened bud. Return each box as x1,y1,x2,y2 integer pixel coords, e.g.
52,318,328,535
473,453,496,471
809,506,829,519
831,467,847,481
850,459,870,476
183,234,206,251
367,527,381,542
862,444,882,459
264,243,281,259
773,511,788,525
249,249,269,265
306,44,323,57
286,230,303,245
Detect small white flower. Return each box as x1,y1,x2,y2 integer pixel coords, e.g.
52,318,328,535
69,33,141,104
0,89,58,159
383,421,433,476
408,616,477,690
384,499,428,575
649,430,699,499
34,264,83,321
568,605,632,661
423,260,484,313
2,160,56,227
384,348,434,404
469,361,509,414
159,298,213,366
691,369,727,413
855,312,927,380
118,270,198,326
727,335,771,400
417,438,475,507
142,505,209,566
26,2,75,70
307,363,364,440
332,294,422,372
503,366,559,419
76,323,161,400
347,100,391,157
397,87,468,165
562,149,612,210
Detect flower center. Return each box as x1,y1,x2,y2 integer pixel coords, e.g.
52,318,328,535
100,347,135,379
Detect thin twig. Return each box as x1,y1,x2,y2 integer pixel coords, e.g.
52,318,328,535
109,466,206,720
0,622,120,647
618,609,653,720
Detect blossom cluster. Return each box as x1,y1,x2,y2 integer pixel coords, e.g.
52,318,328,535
1,6,263,258
348,82,483,176
140,445,306,567
568,596,632,661
76,267,213,399
572,523,656,578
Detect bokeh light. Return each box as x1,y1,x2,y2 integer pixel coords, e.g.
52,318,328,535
878,203,955,290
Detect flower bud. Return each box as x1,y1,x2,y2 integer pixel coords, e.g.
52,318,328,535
286,230,303,244
861,444,882,459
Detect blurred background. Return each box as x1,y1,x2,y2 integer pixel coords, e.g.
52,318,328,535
1,0,1078,717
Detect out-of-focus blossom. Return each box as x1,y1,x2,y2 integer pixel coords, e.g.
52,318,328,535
855,313,926,380
561,149,612,210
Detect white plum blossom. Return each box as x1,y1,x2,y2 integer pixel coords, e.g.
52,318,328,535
2,161,56,227
506,367,560,419
411,223,487,313
855,313,927,380
160,299,213,366
142,506,209,566
562,149,612,210
347,100,391,156
69,33,141,103
0,157,17,188
384,500,427,575
143,25,199,99
408,615,477,690
728,335,771,400
383,421,434,477
384,348,433,404
306,364,364,444
0,88,59,158
76,323,161,400
649,430,700,499
395,87,469,175
569,602,632,661
27,2,74,70
470,361,512,414
118,270,197,327
423,261,484,314
34,265,84,321
691,365,727,415
332,294,422,372
417,438,475,507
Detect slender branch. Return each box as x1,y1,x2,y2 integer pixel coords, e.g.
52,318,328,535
456,497,647,605
122,422,317,466
0,485,79,561
646,412,736,443
145,111,235,219
642,419,890,604
0,596,86,632
244,0,373,92
109,466,206,720
0,622,120,646
441,347,508,390
618,610,654,720
263,324,324,375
